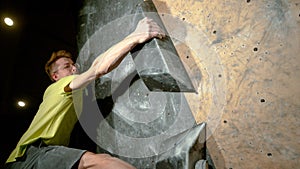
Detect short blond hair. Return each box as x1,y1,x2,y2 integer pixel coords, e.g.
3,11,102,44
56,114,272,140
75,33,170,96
45,50,73,81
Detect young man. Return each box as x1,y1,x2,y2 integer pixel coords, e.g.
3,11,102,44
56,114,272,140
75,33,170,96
5,17,165,169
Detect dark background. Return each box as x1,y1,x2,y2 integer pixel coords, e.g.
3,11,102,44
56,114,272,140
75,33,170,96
0,0,90,167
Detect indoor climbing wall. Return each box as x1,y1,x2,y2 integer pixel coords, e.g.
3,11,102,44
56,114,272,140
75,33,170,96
76,0,300,168
151,0,299,168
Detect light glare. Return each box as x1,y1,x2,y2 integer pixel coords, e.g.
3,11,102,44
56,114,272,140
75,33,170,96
4,17,14,26
18,101,26,107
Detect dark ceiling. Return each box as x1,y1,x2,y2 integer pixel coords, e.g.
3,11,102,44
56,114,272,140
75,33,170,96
0,0,82,166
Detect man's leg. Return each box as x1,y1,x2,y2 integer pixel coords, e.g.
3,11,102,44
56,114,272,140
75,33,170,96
78,151,136,169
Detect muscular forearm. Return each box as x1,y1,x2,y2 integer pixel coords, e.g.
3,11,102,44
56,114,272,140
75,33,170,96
69,35,138,91
92,35,139,77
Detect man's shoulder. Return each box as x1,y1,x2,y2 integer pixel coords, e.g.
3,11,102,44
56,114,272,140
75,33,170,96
44,75,77,94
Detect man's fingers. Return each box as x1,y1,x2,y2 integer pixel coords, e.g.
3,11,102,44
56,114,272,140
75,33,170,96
147,21,166,38
135,17,166,41
154,26,165,39
157,31,166,39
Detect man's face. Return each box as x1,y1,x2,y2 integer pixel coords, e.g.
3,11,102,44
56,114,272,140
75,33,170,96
51,57,77,81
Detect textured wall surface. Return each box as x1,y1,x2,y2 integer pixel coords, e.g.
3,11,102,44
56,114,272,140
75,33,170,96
77,0,299,168
151,0,299,168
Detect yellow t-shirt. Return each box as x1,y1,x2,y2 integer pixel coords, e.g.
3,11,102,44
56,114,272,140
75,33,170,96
6,75,83,163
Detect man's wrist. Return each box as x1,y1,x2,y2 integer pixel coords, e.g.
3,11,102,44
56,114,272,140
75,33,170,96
126,32,143,44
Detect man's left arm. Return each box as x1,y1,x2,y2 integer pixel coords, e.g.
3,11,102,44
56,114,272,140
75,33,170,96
68,17,165,91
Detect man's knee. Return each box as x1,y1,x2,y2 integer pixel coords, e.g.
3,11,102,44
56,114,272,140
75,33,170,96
79,151,136,169
79,151,110,168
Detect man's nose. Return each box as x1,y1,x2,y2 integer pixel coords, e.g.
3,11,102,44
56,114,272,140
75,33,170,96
71,65,77,73
72,63,79,73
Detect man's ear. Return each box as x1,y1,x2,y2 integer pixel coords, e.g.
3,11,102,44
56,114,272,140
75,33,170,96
52,73,59,81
